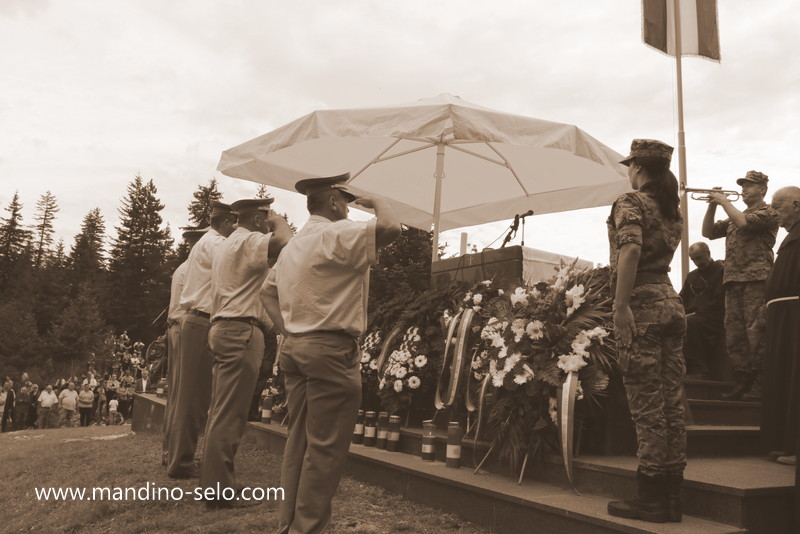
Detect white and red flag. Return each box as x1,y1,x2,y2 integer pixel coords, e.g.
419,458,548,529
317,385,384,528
643,0,720,61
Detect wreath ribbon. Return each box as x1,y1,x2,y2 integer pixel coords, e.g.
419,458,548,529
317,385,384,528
434,308,474,410
558,370,580,493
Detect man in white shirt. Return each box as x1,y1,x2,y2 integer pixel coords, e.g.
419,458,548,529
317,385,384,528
37,385,59,429
168,202,236,479
162,226,207,463
200,197,291,507
58,382,79,427
262,174,400,533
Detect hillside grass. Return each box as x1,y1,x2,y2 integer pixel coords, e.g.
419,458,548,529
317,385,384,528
0,425,487,533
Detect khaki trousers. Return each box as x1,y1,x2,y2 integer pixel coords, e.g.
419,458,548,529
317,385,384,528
199,321,264,493
276,332,361,534
167,313,213,477
161,322,182,452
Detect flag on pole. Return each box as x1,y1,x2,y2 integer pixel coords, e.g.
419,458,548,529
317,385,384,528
643,0,720,61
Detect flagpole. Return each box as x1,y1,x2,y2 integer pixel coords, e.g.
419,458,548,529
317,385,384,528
673,0,690,283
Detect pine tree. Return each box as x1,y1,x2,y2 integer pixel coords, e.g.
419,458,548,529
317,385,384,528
107,175,173,341
69,207,106,286
188,178,223,228
48,282,110,376
0,192,33,292
255,184,270,199
369,226,433,313
31,190,59,269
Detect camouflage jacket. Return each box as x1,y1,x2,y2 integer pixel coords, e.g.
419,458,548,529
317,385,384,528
607,188,683,292
709,203,778,284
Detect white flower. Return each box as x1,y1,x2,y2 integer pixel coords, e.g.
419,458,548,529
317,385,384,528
414,355,428,368
408,376,421,389
513,373,530,385
526,320,544,340
491,335,506,349
379,378,387,390
510,287,529,307
565,284,586,317
369,359,378,370
393,380,404,393
576,381,585,401
522,364,535,379
361,352,372,363
503,351,522,372
463,292,473,303
472,293,483,304
481,280,492,287
489,359,498,375
557,353,588,373
473,372,483,380
395,367,408,379
491,370,507,388
497,289,504,296
511,319,526,342
472,305,482,313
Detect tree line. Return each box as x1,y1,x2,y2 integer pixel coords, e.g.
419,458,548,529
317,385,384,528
0,176,432,383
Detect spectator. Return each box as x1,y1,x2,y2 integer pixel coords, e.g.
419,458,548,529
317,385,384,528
106,374,120,402
135,368,153,394
119,370,135,420
82,372,97,391
37,385,58,429
0,383,7,432
28,383,39,429
58,383,79,427
1,379,15,432
14,384,31,430
78,384,94,427
95,383,108,425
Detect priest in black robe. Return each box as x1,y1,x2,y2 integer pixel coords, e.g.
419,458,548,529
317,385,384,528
760,187,800,472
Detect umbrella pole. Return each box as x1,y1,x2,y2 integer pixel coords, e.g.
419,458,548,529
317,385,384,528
431,142,445,264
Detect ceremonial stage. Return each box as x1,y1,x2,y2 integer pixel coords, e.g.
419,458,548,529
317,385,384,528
134,392,794,533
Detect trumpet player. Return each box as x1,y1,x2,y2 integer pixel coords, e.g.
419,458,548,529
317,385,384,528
701,171,779,400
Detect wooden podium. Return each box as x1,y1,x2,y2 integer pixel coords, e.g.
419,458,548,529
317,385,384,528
431,246,594,289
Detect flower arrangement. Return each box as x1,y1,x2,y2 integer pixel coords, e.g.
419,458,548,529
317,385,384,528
468,263,615,471
373,284,463,418
359,330,384,411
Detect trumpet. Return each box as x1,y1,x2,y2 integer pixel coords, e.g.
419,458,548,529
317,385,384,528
681,186,740,202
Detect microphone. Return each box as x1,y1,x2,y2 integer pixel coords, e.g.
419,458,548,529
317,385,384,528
520,210,534,217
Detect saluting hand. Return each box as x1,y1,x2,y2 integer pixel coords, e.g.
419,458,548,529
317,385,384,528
353,196,375,209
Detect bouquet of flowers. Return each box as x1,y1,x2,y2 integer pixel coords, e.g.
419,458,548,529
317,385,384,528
469,263,615,470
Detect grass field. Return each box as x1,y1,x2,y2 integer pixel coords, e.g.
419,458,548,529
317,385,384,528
0,425,487,533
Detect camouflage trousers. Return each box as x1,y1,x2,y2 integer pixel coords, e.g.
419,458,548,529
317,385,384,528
621,285,687,477
724,281,767,374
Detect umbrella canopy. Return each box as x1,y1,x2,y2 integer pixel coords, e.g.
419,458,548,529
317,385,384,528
218,94,630,260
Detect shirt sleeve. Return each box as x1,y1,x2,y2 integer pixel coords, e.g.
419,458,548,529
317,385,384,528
613,194,644,248
743,205,779,231
261,260,279,298
710,219,729,240
327,219,378,271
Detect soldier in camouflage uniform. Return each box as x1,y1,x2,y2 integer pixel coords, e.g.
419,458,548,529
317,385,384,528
702,171,779,400
606,139,686,523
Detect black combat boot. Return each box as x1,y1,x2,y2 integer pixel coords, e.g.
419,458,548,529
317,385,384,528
608,469,668,523
665,473,683,522
742,373,762,401
721,370,753,400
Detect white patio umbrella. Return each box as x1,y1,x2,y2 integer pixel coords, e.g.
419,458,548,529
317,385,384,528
217,94,630,262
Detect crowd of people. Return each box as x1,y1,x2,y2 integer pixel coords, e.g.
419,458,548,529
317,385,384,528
0,333,161,432
606,138,800,525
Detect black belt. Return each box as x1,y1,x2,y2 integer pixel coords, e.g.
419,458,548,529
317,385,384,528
188,309,210,319
633,272,671,287
212,316,267,333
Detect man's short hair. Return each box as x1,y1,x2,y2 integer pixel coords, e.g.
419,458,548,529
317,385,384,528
689,242,710,253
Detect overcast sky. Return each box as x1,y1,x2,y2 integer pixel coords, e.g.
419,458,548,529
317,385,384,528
2,1,798,283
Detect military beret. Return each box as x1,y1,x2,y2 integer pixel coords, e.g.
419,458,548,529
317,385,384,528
620,139,674,166
736,170,768,187
230,198,274,215
295,173,356,203
210,201,233,217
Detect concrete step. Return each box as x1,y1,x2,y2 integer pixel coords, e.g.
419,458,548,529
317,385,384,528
689,399,761,426
534,454,793,534
683,379,734,400
247,421,750,534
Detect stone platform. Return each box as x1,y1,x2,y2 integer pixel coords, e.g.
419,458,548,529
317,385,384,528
133,393,795,533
